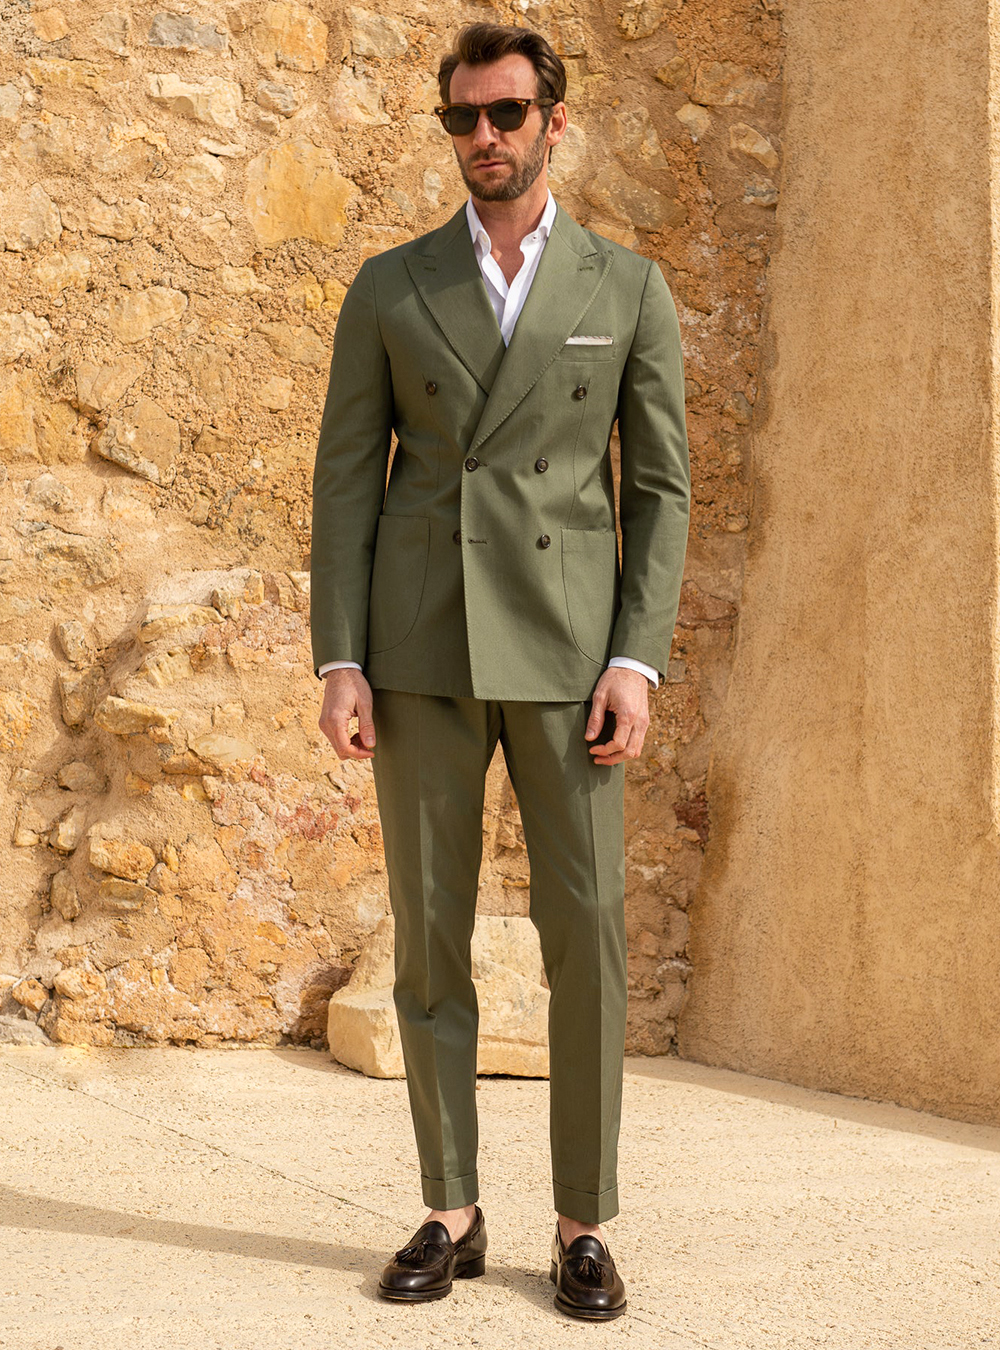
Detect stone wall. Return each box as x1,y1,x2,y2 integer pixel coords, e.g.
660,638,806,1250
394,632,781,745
0,0,781,1048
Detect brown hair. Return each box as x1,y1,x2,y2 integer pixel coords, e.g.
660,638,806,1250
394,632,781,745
437,22,567,110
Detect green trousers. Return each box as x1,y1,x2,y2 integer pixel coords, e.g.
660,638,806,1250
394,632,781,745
369,688,628,1224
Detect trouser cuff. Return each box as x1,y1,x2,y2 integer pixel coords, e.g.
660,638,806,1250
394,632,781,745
421,1170,479,1209
553,1179,619,1223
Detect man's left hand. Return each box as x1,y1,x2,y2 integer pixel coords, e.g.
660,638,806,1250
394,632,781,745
584,667,651,766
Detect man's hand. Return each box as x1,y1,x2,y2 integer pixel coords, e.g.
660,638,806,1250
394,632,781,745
584,667,651,766
319,667,376,760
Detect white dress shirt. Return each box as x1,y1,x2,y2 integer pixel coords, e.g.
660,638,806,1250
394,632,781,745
320,191,659,690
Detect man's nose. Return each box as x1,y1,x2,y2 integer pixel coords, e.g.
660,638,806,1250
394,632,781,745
471,110,498,147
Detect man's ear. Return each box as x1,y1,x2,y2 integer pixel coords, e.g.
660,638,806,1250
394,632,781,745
546,101,568,163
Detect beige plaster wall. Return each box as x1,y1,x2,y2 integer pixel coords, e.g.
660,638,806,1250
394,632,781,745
0,0,781,1048
679,0,1000,1124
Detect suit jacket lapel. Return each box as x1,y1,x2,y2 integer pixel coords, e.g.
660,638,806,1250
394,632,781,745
403,205,507,396
467,204,615,455
403,200,616,449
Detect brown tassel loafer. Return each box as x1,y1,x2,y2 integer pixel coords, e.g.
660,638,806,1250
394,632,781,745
377,1205,487,1301
549,1224,627,1320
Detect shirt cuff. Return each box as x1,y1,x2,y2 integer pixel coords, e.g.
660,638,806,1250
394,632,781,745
320,657,658,685
608,656,659,688
318,661,363,677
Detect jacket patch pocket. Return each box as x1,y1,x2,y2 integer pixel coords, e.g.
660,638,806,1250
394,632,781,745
367,513,430,654
561,527,619,664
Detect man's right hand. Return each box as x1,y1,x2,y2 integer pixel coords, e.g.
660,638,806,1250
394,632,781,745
319,667,376,760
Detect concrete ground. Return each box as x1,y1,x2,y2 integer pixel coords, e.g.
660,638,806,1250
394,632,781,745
0,1046,996,1350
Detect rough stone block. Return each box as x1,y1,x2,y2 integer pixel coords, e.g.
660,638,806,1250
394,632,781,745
23,524,121,587
327,914,550,1078
50,869,80,920
0,182,61,251
0,1014,52,1044
74,357,145,415
50,804,86,854
253,1,328,71
88,828,156,882
139,603,224,644
57,666,102,727
187,733,257,768
11,979,48,1012
0,689,39,752
244,138,354,246
147,12,227,53
92,397,179,485
105,286,187,344
55,766,102,793
93,695,175,736
145,73,242,128
96,878,155,910
53,966,106,999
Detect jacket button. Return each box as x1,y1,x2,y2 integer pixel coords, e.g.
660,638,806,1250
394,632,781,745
539,533,551,548
453,529,461,544
535,457,548,473
573,384,587,400
464,456,479,471
426,381,437,395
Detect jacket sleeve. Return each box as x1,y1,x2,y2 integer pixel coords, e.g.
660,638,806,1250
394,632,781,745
611,260,691,678
309,258,393,677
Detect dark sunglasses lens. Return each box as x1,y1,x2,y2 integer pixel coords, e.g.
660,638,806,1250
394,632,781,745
489,100,527,130
442,106,477,135
439,101,529,134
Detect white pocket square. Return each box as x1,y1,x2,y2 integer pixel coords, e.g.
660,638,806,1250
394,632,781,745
564,335,614,345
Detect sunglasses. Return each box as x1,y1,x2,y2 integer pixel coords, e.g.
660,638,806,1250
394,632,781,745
433,97,555,137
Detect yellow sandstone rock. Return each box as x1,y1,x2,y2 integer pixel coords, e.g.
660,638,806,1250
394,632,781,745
26,58,106,92
139,604,224,643
89,829,156,882
53,966,107,999
32,8,70,41
253,1,328,71
93,695,176,735
145,73,242,128
328,915,550,1078
244,138,354,246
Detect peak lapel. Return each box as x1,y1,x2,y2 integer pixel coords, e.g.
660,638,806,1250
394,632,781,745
404,206,507,396
468,206,615,456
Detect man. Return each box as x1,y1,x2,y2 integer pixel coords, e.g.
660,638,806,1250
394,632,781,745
311,21,690,1322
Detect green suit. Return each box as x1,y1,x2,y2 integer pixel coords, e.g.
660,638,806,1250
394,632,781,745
311,199,691,1222
310,200,690,699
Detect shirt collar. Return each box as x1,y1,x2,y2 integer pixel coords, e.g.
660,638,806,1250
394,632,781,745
466,188,557,258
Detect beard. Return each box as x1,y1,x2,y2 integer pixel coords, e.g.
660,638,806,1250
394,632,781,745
456,119,550,201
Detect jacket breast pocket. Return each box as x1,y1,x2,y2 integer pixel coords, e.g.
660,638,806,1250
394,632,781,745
367,514,430,654
561,527,620,663
554,338,618,363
